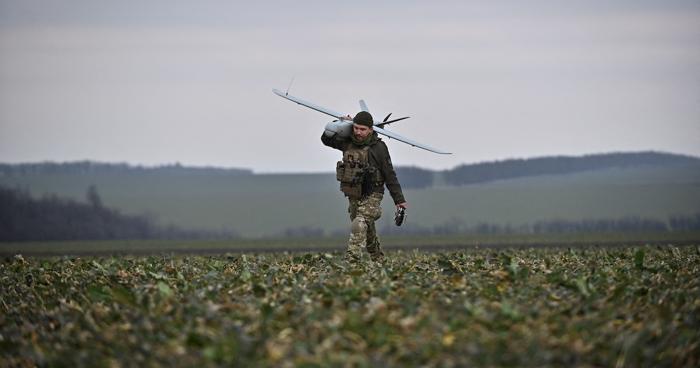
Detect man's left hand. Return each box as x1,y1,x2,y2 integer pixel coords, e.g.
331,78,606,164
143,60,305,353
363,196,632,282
396,202,407,210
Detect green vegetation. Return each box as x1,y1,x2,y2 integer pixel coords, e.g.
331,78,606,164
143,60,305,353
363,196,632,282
2,245,698,366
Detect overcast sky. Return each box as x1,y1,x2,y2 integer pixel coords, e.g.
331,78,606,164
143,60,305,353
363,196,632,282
1,1,699,172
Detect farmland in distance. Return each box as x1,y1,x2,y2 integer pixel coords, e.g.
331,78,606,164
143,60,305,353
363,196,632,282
2,164,699,238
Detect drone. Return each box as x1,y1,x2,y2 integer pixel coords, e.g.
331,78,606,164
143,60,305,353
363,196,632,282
273,88,451,155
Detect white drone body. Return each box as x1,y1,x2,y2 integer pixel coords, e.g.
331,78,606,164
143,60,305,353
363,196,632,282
272,88,451,155
322,119,352,138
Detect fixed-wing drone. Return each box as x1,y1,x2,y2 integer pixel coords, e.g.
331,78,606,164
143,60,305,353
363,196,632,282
272,89,451,154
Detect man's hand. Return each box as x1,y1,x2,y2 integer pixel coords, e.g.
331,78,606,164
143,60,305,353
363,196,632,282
394,203,407,226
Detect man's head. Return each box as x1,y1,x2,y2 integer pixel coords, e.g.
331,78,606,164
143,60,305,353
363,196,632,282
352,111,374,140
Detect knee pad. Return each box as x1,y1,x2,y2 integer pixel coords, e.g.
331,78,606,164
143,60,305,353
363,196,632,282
351,216,367,233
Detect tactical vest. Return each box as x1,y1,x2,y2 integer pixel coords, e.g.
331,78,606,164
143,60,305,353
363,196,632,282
336,145,384,199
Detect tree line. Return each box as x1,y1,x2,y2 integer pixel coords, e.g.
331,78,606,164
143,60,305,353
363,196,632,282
0,161,253,176
442,151,699,186
0,186,238,242
378,214,700,236
274,213,700,238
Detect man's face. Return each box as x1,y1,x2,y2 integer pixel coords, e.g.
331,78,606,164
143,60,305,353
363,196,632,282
353,123,373,140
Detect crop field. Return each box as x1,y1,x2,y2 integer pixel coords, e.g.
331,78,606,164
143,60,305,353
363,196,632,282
2,245,699,367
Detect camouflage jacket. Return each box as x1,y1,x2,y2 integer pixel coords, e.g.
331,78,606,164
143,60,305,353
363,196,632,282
321,132,406,204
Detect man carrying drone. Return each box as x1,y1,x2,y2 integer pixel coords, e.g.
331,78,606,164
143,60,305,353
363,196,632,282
273,87,449,263
322,111,407,263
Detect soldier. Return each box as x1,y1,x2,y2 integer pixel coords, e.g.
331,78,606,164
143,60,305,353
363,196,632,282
321,111,408,263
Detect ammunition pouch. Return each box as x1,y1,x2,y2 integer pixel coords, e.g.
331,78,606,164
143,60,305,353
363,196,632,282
361,166,381,197
336,146,383,199
336,161,364,199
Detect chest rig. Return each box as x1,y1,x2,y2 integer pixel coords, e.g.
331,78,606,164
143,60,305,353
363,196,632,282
336,144,383,199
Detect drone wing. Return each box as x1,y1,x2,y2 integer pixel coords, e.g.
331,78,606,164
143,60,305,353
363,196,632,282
272,89,345,120
374,126,452,154
273,88,451,154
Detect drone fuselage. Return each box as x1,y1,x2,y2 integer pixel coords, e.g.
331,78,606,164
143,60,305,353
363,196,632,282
323,120,353,138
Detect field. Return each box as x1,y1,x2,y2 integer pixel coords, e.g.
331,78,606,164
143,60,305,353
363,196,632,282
2,165,700,237
2,244,699,367
2,232,700,256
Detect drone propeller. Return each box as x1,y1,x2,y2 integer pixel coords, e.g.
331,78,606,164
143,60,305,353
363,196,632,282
376,113,410,128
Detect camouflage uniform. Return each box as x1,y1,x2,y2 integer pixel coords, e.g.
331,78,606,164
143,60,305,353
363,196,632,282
321,131,405,263
347,192,384,262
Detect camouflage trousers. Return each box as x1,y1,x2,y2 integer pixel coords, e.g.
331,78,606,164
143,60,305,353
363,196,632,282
346,192,385,262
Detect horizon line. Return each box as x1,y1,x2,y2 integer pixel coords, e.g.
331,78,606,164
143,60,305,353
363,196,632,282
1,150,698,175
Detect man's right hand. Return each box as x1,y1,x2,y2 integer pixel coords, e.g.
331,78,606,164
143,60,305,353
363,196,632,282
394,205,407,226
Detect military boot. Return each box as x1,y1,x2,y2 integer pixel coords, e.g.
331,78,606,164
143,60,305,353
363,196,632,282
366,239,385,263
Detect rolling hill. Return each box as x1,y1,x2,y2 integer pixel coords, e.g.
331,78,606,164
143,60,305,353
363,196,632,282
1,151,699,237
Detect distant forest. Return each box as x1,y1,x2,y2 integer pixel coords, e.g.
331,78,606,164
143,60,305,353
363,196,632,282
398,151,699,189
442,151,699,187
275,213,700,238
376,214,700,237
0,161,253,176
0,186,238,242
2,151,697,190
